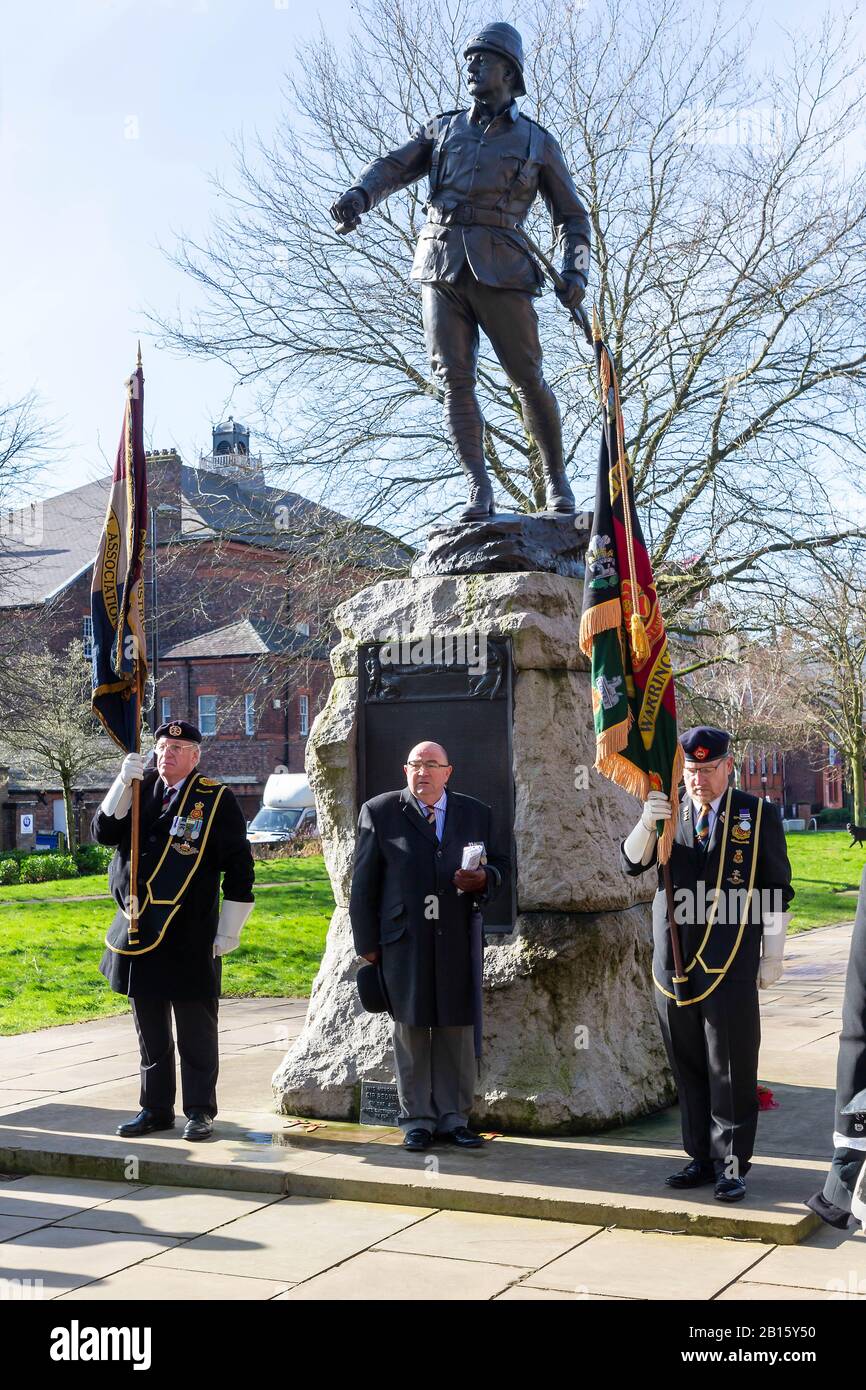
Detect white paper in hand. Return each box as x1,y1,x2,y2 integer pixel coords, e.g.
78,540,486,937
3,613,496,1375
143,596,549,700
461,842,485,871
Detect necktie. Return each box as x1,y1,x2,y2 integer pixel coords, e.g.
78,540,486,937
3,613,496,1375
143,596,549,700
695,802,711,850
161,783,176,814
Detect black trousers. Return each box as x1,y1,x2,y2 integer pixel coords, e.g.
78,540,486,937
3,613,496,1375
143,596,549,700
130,997,219,1119
421,264,564,475
655,975,760,1177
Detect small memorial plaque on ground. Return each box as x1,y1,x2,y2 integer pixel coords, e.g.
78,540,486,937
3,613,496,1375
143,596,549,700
360,1079,400,1127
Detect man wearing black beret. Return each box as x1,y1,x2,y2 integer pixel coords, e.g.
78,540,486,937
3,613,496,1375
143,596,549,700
621,726,793,1202
93,720,255,1141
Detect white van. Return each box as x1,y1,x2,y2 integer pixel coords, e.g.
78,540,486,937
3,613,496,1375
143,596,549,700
247,773,317,846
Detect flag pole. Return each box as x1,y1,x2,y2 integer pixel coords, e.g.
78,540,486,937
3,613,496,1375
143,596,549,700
128,682,141,944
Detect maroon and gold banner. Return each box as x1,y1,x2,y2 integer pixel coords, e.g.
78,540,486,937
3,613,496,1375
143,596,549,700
90,354,148,752
579,314,683,863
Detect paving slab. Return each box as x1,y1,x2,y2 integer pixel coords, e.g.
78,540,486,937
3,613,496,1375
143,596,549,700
0,1226,180,1297
716,1281,866,1301
495,1285,633,1300
56,1184,283,1238
0,1213,56,1241
738,1222,866,1294
147,1195,432,1283
373,1208,600,1267
522,1228,771,1300
53,1263,292,1300
275,1249,529,1300
0,1175,135,1221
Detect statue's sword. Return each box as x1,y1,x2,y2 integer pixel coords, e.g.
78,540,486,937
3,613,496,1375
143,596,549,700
514,229,593,347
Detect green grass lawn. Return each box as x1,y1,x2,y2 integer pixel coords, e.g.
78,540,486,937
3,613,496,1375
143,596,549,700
0,856,334,1035
0,836,863,1036
785,830,865,932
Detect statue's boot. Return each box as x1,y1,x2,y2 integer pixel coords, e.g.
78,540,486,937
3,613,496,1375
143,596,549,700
513,377,574,513
459,461,495,522
543,466,576,514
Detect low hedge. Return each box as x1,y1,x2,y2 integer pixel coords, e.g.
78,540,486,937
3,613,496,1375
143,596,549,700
0,843,113,886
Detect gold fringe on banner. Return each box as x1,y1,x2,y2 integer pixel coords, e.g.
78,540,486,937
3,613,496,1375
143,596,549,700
596,753,649,802
578,596,622,657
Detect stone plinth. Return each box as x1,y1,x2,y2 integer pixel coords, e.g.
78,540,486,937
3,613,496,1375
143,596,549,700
272,571,674,1132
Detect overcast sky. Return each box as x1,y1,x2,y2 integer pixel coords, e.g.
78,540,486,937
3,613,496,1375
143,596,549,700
1,0,860,504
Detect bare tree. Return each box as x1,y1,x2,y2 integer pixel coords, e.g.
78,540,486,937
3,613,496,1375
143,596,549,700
775,563,866,826
152,0,866,632
0,643,117,855
675,617,811,773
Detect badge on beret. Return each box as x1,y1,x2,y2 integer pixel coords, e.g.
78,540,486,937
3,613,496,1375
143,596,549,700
695,745,710,760
169,723,182,737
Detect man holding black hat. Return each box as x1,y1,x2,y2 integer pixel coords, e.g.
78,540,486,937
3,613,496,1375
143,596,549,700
621,726,793,1202
93,720,255,1141
350,740,508,1151
329,22,591,520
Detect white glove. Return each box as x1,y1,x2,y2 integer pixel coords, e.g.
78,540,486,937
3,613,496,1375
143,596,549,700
641,792,672,828
213,900,254,958
759,910,789,989
119,753,146,786
100,752,146,819
624,792,673,867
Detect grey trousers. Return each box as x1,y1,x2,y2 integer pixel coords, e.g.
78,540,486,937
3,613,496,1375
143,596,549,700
392,1021,476,1135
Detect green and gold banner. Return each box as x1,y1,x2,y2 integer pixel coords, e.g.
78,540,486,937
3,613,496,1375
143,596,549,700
579,315,683,863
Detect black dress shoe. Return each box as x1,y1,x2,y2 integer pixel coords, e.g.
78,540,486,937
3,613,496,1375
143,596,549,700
402,1128,433,1151
183,1112,214,1142
715,1176,747,1202
116,1109,174,1138
440,1126,485,1148
805,1191,852,1229
665,1159,715,1189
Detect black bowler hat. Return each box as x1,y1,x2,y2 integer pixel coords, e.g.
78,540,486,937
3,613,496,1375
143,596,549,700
153,719,202,745
680,726,731,762
356,960,393,1017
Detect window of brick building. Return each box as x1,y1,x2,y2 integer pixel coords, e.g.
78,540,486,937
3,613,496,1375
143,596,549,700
82,615,93,659
245,693,256,736
296,620,310,637
772,749,778,775
160,696,171,724
299,693,309,738
198,695,217,736
749,752,755,775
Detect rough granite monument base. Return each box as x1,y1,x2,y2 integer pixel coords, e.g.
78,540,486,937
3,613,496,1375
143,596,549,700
272,570,674,1133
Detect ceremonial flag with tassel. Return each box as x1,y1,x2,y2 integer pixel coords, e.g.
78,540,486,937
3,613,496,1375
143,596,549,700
578,312,683,866
90,348,148,753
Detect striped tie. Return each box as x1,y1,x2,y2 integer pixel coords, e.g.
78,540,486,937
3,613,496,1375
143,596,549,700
161,783,176,814
695,802,711,850
425,805,436,831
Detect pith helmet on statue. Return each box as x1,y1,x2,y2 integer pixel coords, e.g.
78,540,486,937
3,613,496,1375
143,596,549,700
463,21,527,95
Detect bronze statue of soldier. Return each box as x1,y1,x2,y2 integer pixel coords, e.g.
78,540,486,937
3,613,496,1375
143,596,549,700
330,22,591,522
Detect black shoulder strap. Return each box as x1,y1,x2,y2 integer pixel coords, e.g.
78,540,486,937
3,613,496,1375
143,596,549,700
428,110,461,199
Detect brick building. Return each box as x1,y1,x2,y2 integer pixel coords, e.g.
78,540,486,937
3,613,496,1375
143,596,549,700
738,742,846,818
0,422,404,847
